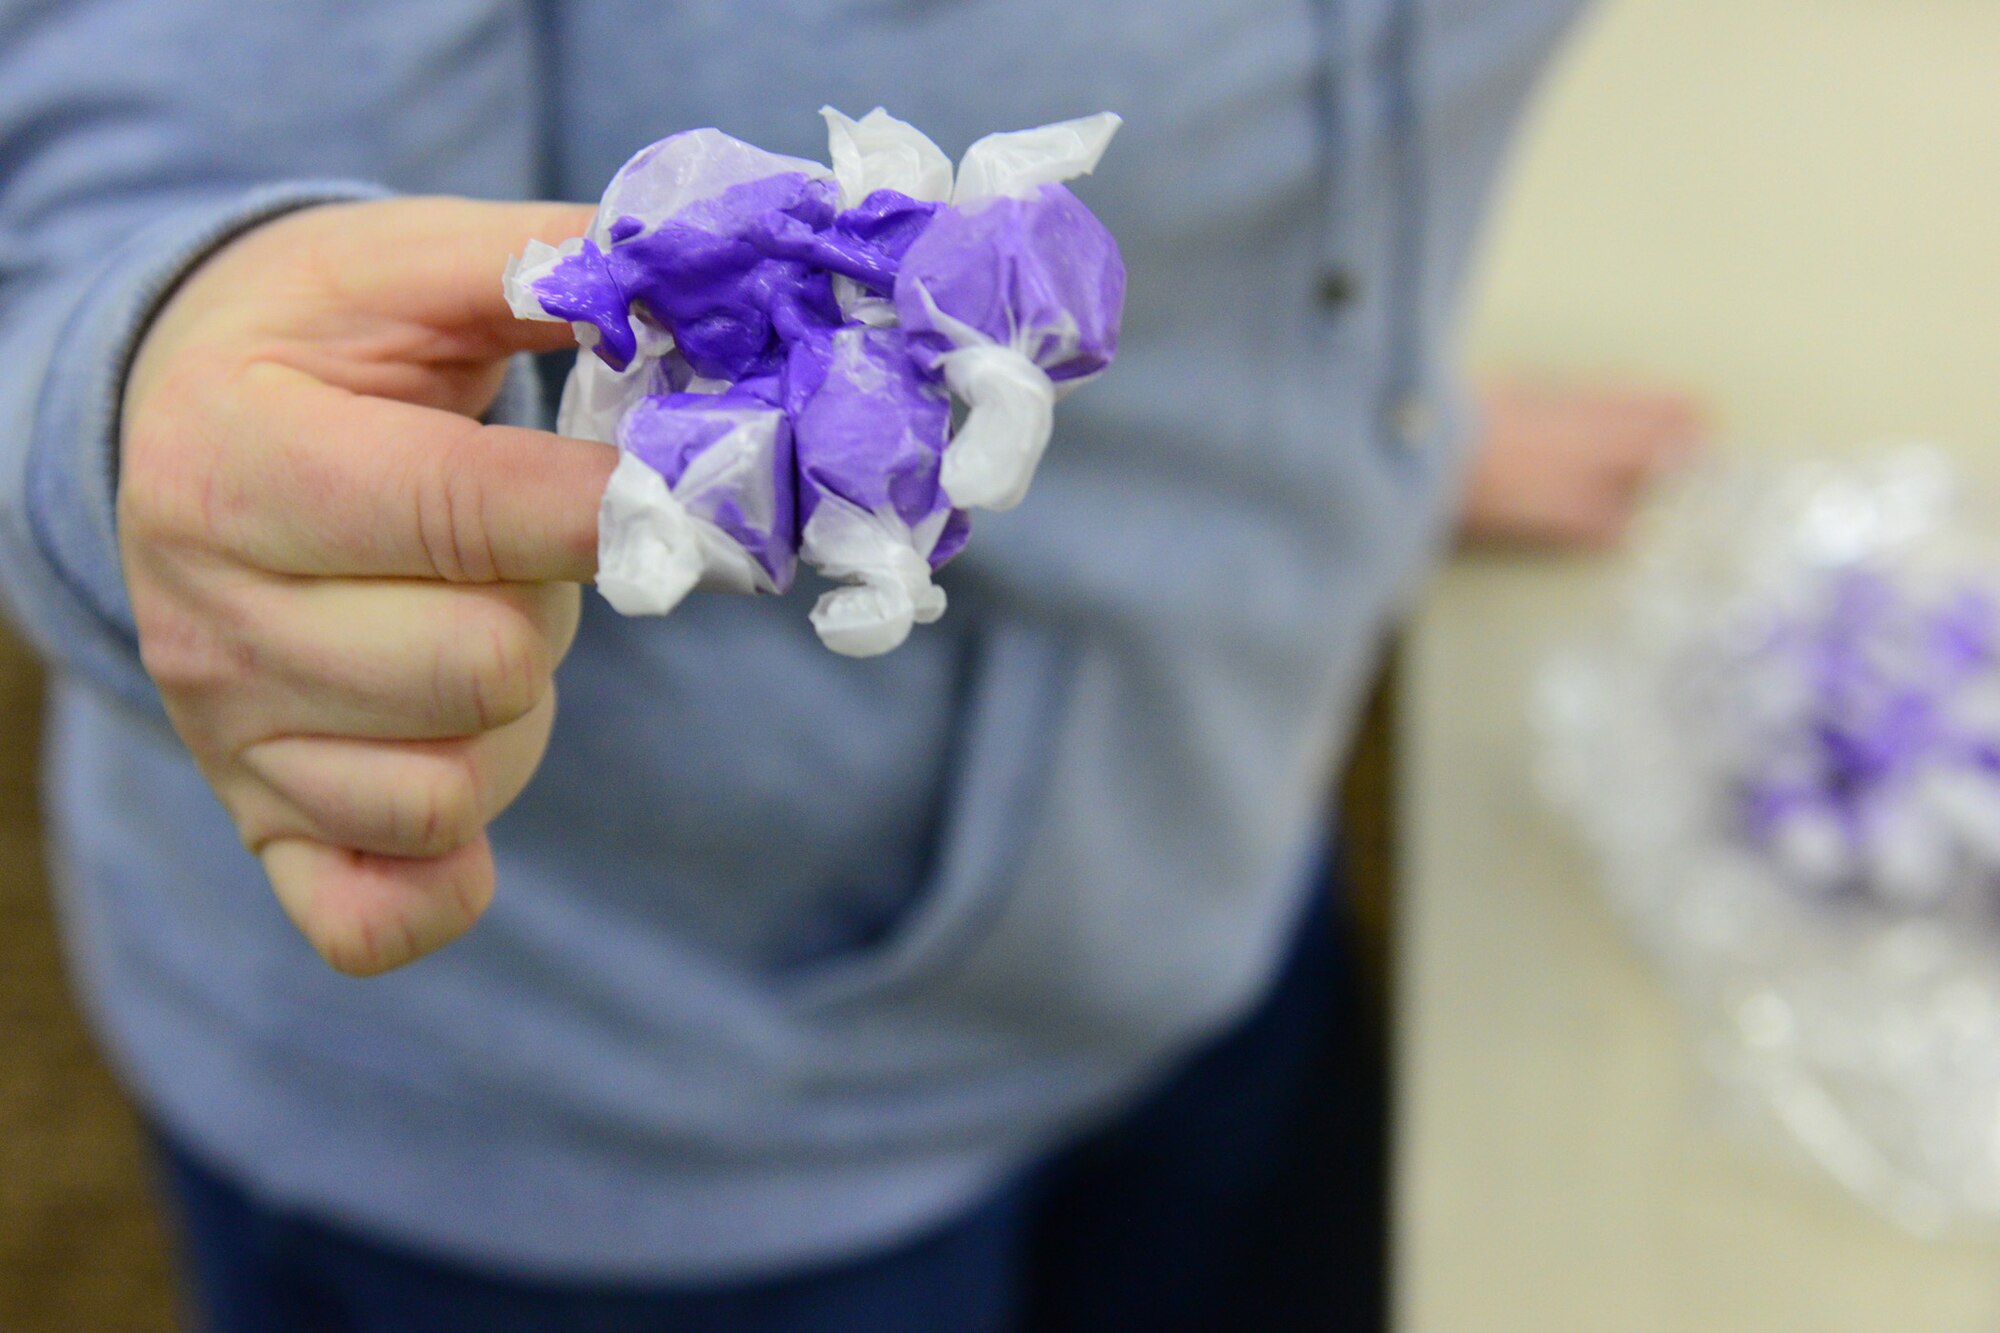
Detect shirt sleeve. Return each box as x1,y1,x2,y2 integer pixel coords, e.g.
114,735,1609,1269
0,1,540,715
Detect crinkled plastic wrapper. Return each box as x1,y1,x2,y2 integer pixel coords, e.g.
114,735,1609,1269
1537,446,2000,1237
504,107,1124,655
794,325,968,657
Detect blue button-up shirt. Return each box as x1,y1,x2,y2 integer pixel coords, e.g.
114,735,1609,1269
0,0,1581,1277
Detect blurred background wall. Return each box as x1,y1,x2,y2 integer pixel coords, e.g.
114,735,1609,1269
1466,0,2000,448
1405,0,2000,1329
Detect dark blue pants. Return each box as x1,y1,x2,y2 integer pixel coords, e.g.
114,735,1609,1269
155,871,1384,1332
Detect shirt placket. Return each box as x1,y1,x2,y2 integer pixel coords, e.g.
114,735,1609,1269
1315,0,1435,458
1378,0,1437,458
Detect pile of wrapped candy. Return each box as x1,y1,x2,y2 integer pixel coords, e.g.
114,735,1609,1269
1710,566,2000,908
1537,449,2000,1237
505,107,1125,656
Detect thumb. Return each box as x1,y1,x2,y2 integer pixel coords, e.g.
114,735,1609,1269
307,196,598,359
262,835,496,975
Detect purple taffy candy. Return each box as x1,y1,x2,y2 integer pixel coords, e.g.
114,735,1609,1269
893,182,1125,512
795,328,966,566
1724,567,2000,905
614,391,798,593
535,173,845,380
736,187,941,299
725,325,830,424
509,113,1125,642
534,179,941,381
527,238,635,367
824,189,943,290
792,326,969,656
896,182,1124,386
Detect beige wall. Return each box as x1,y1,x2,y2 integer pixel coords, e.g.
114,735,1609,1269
1399,6,2000,1328
1466,0,2000,451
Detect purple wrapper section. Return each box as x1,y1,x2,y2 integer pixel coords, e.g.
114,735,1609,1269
894,182,1125,382
616,391,798,589
829,189,942,283
530,239,636,370
606,174,844,382
532,173,842,381
737,187,936,298
793,326,967,570
931,495,973,568
533,176,944,382
729,330,834,424
1735,568,2000,866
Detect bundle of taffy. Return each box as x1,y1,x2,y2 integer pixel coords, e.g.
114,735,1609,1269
505,107,1125,656
1538,448,2000,1237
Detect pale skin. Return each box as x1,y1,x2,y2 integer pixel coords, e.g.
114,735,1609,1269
118,197,1698,979
119,198,613,977
1459,379,1705,549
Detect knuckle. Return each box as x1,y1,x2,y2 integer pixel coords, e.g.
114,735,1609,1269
133,600,255,697
231,811,278,858
260,840,420,978
414,427,500,583
132,605,196,689
291,753,484,859
263,850,381,976
121,362,266,561
403,754,483,856
215,776,289,857
454,606,550,731
119,396,207,540
296,875,413,980
312,911,393,978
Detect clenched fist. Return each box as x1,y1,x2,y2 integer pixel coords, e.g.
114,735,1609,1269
119,198,614,975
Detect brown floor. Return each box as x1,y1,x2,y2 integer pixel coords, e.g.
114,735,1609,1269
0,625,177,1330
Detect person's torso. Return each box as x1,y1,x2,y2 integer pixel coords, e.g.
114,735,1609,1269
57,0,1583,1172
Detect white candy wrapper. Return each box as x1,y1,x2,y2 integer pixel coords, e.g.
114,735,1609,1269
1538,446,2000,1237
820,107,953,329
595,393,796,616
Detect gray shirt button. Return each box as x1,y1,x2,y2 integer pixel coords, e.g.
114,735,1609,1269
1315,268,1359,310
1391,393,1435,450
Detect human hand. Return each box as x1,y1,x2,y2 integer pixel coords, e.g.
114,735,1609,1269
119,198,612,975
1458,380,1706,550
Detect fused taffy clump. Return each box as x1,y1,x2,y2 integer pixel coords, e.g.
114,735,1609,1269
506,107,1124,655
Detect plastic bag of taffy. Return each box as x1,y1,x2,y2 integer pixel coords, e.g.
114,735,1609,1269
1537,446,2000,1239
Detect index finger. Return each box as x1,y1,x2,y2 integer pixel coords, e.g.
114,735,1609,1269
307,197,600,361
216,361,613,583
